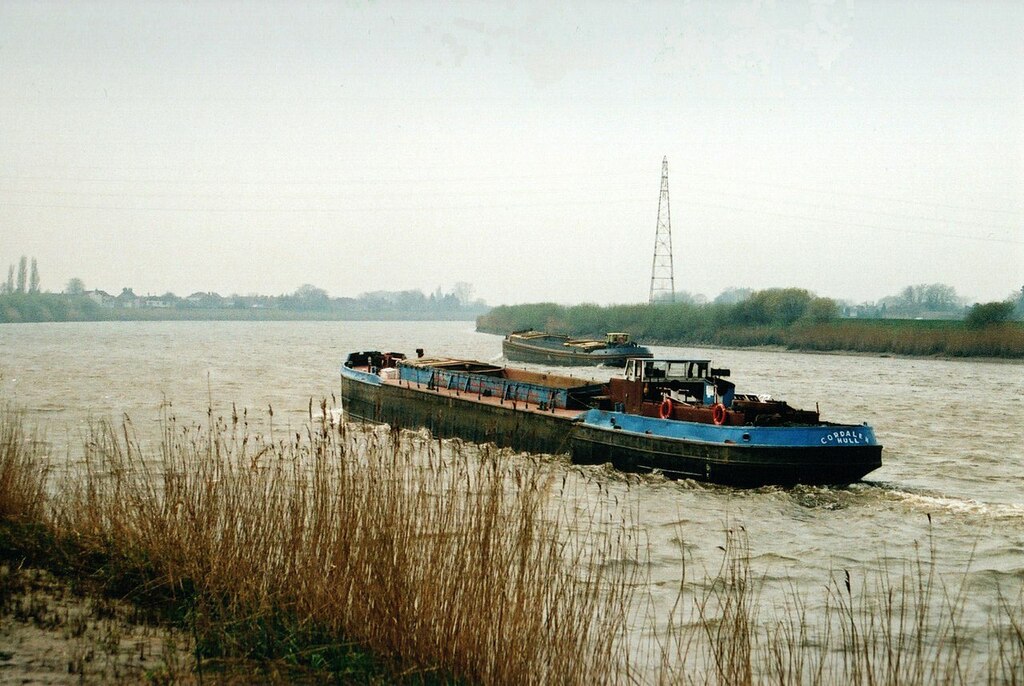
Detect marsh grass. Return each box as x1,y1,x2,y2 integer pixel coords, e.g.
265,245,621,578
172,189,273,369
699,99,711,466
786,321,1024,358
0,406,1022,684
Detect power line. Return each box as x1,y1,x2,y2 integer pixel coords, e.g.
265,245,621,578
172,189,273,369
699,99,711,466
690,201,1023,245
675,171,1021,216
689,187,1019,233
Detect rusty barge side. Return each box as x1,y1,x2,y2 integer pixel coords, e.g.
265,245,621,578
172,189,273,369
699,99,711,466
340,352,601,456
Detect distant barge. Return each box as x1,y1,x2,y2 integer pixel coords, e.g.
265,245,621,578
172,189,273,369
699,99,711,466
502,330,652,367
340,351,882,487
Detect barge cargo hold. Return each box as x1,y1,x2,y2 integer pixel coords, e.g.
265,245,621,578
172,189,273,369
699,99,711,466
502,330,652,367
340,351,605,456
340,351,882,487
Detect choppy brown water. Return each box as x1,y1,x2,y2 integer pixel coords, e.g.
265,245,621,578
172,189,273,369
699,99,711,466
2,320,1022,650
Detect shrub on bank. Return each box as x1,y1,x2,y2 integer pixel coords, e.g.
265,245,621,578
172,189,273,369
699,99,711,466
965,300,1015,329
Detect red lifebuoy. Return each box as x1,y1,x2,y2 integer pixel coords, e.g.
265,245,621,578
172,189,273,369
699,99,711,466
658,398,673,419
712,403,727,425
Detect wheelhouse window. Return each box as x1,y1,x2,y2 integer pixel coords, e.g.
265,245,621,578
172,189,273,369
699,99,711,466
625,359,713,382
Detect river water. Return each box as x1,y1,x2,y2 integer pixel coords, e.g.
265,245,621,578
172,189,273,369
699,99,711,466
2,320,1022,667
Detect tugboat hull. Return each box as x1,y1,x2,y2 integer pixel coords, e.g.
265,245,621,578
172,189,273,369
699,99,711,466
570,410,882,487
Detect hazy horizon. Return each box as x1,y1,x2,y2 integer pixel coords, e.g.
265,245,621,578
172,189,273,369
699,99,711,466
2,1,1021,307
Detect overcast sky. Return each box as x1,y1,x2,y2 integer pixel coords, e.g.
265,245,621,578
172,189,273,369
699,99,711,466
1,0,1021,306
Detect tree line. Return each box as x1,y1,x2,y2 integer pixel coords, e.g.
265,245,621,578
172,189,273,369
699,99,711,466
0,258,488,322
477,288,845,342
1,256,41,295
668,282,1023,322
476,286,1024,358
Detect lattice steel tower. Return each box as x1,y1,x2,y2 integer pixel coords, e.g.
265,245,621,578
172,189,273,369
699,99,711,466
649,156,675,303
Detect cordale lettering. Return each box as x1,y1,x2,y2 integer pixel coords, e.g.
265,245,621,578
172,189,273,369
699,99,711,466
820,430,867,445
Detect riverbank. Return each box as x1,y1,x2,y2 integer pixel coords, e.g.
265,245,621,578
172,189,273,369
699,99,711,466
0,303,479,323
0,564,194,684
476,304,1024,359
2,406,1022,684
659,341,1024,365
0,408,627,684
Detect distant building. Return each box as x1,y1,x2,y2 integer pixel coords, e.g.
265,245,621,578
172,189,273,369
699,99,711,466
85,289,116,307
115,288,140,308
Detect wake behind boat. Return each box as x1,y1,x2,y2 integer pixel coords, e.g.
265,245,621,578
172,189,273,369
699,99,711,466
340,351,882,487
502,330,652,367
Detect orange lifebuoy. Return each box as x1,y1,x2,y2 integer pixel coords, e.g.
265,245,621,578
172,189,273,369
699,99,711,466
658,398,673,419
712,403,727,426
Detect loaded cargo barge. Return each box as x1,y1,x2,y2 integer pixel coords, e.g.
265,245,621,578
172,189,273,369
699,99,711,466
341,351,882,487
502,330,652,367
340,351,605,456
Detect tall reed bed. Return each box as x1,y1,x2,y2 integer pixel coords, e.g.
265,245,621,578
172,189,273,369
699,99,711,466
0,410,48,524
788,322,1024,358
1,406,1022,684
3,405,638,683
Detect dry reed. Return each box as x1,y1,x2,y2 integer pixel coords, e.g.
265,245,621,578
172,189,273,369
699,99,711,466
11,404,638,683
0,409,48,525
1,406,1022,684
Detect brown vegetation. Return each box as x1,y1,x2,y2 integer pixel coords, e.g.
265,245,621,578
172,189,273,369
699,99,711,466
763,321,1024,358
1,407,1022,684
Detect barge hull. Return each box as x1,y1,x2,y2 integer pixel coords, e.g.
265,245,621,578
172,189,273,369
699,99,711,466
341,374,578,456
503,342,635,367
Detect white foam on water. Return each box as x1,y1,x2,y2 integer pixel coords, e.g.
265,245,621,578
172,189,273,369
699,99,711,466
887,487,1024,520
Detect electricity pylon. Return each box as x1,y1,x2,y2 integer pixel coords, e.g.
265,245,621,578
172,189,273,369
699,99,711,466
649,156,675,304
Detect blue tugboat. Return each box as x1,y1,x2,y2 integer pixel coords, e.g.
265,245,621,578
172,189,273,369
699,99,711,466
570,358,882,486
502,330,652,367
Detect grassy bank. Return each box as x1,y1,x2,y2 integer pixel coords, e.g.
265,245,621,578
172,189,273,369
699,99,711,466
477,302,1024,358
1,407,1022,684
